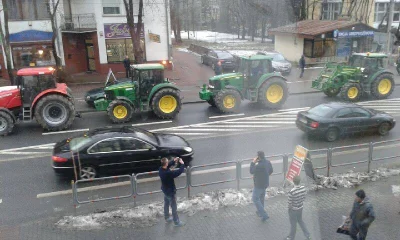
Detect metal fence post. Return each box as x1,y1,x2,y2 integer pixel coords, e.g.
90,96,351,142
327,148,332,177
71,180,77,208
283,154,289,181
186,167,191,199
132,174,137,207
367,142,373,173
236,161,241,191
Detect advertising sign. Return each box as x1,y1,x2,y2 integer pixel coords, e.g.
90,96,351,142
104,23,144,39
149,33,161,43
285,145,309,183
337,31,374,39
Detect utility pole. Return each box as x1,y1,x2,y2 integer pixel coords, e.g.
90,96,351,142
386,0,394,66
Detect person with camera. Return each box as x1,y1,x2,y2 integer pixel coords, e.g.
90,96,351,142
250,151,273,222
159,157,186,227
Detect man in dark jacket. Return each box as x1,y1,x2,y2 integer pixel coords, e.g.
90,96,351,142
299,55,305,78
250,151,273,222
349,190,375,240
159,157,185,227
123,56,131,78
396,56,400,75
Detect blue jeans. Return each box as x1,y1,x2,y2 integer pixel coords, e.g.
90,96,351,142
252,187,268,218
164,194,179,224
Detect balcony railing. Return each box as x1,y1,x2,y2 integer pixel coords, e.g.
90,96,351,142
61,13,96,32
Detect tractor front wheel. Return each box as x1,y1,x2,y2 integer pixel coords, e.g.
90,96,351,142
0,111,14,136
340,83,362,102
35,95,75,131
258,78,288,109
151,88,182,119
207,97,216,107
214,89,241,113
323,88,341,97
107,100,134,123
370,73,394,99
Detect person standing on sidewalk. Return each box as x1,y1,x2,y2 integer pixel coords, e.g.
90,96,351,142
214,61,222,75
286,175,311,240
349,190,375,240
123,56,131,78
250,151,273,222
159,157,185,227
299,54,306,78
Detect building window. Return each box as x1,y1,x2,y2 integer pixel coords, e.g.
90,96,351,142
12,45,55,68
7,0,50,20
102,0,121,14
303,39,336,58
322,2,342,20
375,2,400,23
106,39,134,63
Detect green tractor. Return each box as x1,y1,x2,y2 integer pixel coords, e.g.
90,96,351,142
311,53,395,102
94,64,182,123
199,55,289,113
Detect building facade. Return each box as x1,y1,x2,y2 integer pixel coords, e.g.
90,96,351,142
374,0,400,29
0,0,172,79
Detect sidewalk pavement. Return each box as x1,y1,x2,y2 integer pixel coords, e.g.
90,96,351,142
5,175,400,240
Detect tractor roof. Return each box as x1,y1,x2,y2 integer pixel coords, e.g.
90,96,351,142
130,63,164,70
17,67,56,76
240,55,273,61
352,53,388,58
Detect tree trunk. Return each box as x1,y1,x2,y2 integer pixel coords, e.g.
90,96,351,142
124,0,144,63
47,0,62,69
1,0,14,85
261,18,266,43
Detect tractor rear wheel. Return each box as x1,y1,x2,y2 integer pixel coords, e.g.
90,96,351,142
35,95,75,131
340,83,362,102
258,78,288,109
0,111,14,136
207,97,216,107
370,73,394,99
152,88,182,119
323,88,341,97
214,89,241,113
107,100,133,123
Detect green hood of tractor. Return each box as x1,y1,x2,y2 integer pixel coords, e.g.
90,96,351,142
210,72,242,81
104,81,135,91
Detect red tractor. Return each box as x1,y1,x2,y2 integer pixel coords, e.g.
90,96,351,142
0,67,76,136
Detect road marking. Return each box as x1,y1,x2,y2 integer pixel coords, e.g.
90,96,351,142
132,121,173,126
209,113,245,119
392,185,400,197
0,154,51,162
170,133,212,135
0,143,55,153
42,129,89,136
0,199,2,204
221,121,294,124
0,151,47,155
169,128,248,131
279,107,310,112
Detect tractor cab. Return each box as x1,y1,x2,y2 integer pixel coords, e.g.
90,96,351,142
16,67,57,106
237,55,274,88
131,64,165,99
348,53,386,75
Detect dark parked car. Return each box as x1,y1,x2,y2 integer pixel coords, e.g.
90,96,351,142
201,50,236,71
257,51,292,75
84,78,130,107
296,102,396,142
52,126,194,179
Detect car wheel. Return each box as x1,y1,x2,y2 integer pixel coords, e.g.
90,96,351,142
79,165,97,180
378,122,391,136
325,128,339,142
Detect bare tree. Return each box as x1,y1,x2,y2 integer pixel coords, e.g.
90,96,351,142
0,0,14,85
171,0,182,43
123,0,144,63
46,0,62,69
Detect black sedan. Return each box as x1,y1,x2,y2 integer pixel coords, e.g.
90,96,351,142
201,50,236,71
52,126,194,179
296,102,396,142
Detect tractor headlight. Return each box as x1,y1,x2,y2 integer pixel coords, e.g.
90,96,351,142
360,68,365,72
208,85,215,89
104,94,107,98
183,147,193,153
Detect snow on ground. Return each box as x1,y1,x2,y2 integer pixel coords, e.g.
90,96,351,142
56,167,400,230
172,30,271,44
392,185,400,197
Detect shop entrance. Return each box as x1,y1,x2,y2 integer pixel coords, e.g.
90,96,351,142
85,39,96,72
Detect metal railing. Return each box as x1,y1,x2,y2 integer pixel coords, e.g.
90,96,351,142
61,13,96,32
71,138,400,207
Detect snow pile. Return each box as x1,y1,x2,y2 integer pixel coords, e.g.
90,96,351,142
392,185,400,197
311,168,400,190
172,31,270,43
56,187,284,230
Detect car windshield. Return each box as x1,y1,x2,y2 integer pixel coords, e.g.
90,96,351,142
272,54,285,62
217,52,232,59
308,104,335,117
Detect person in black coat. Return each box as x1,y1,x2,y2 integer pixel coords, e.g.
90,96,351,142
123,56,131,78
349,190,375,240
250,151,273,222
299,55,306,78
159,157,185,227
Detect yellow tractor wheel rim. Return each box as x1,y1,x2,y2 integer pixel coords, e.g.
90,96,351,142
113,105,128,119
378,79,392,95
347,87,359,99
223,95,236,109
266,84,284,103
159,95,177,114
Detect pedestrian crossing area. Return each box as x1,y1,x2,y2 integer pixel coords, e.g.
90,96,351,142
153,98,400,138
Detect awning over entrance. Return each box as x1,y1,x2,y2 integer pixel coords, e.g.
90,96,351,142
10,30,53,43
